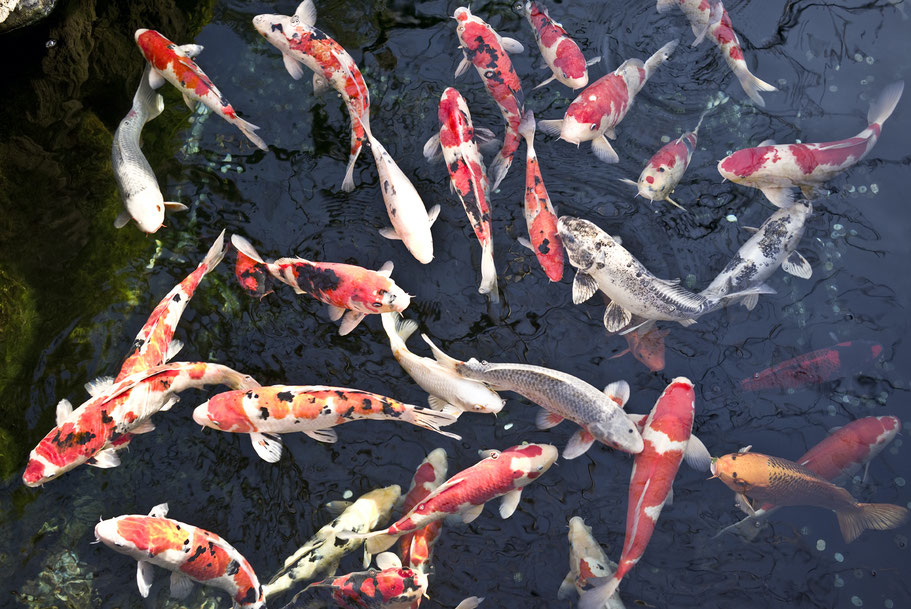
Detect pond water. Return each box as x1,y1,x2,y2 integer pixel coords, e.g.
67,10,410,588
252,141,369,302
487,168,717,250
2,1,910,608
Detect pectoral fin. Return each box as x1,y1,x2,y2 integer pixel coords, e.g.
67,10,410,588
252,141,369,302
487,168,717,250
735,492,757,516
455,56,471,78
461,504,484,523
56,399,73,425
557,571,576,599
591,135,619,163
182,93,197,112
169,571,193,599
759,185,796,208
683,433,712,472
137,560,154,598
328,305,346,322
563,428,596,460
422,133,442,162
87,447,121,469
499,36,524,54
572,271,598,304
305,428,339,443
536,408,564,430
781,251,812,279
114,210,132,229
603,302,632,333
339,311,367,335
499,489,522,519
282,53,305,80
148,69,166,89
250,432,283,463
378,227,402,240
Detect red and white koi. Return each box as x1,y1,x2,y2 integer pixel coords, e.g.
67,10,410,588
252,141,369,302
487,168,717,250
192,385,461,463
718,81,904,207
423,87,497,298
453,6,525,191
235,246,272,299
231,235,410,335
656,0,714,46
558,517,624,609
579,378,696,609
23,362,260,487
134,29,267,151
95,503,264,608
398,449,448,575
306,552,427,609
539,40,678,164
519,1,599,90
517,110,564,281
352,443,558,556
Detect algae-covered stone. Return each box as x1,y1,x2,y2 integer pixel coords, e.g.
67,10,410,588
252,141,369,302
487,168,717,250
0,1,58,34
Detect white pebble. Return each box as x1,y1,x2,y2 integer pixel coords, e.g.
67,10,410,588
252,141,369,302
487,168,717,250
726,214,737,222
504,422,514,430
343,489,353,499
816,539,826,551
835,574,845,588
871,183,879,194
835,552,844,562
660,135,671,143
896,477,906,487
852,596,863,607
854,52,864,62
866,56,875,64
858,185,868,193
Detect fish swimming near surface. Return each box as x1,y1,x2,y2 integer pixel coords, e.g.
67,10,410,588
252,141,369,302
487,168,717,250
538,40,678,164
95,503,265,608
23,362,260,487
453,6,525,191
559,516,626,609
134,29,267,151
192,385,461,463
519,1,600,90
717,81,904,207
710,449,910,543
348,443,558,556
423,87,498,298
398,449,448,576
517,110,565,282
231,235,411,336
304,552,426,609
740,340,883,391
380,313,504,417
610,326,669,372
700,202,812,311
264,485,401,599
717,416,901,539
113,64,188,232
580,378,697,609
235,246,272,299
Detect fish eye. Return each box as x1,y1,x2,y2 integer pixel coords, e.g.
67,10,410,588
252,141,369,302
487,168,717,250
372,302,382,308
481,360,488,365
589,124,598,131
732,472,737,478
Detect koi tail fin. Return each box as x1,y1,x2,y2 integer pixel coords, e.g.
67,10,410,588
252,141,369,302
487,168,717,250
479,239,498,302
231,234,265,264
233,116,268,151
381,312,418,351
407,406,462,441
733,66,777,108
867,81,905,126
202,229,228,271
487,152,512,192
578,575,621,609
644,39,679,76
342,127,368,192
836,502,910,543
517,110,536,144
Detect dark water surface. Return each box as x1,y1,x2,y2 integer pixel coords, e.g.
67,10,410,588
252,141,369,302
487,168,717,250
2,1,910,608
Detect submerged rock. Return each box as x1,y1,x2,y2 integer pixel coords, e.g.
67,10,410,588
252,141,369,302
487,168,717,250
0,1,58,34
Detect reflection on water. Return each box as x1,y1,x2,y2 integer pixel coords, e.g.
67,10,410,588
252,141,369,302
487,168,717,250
1,1,910,608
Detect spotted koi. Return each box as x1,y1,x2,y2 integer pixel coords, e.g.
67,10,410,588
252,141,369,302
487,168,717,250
398,449,448,575
23,362,260,487
718,81,904,208
579,378,696,609
306,552,426,609
95,503,264,608
558,516,624,608
453,6,525,191
192,385,461,463
519,1,599,90
134,29,267,151
235,247,272,299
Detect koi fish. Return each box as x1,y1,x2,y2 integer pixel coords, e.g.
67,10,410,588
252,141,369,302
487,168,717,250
116,230,227,381
710,449,910,543
398,449,448,574
380,313,504,417
453,6,525,191
717,81,904,207
580,378,697,609
423,87,497,297
191,385,461,463
520,1,600,90
539,40,678,164
134,29,267,151
253,0,369,191
231,235,410,336
235,247,272,299
619,110,709,211
113,65,187,232
517,110,564,282
701,202,811,311
351,443,558,556
265,485,401,599
706,1,777,107
610,326,669,372
305,552,427,609
740,340,883,391
717,416,901,539
558,516,625,609
656,0,714,46
94,503,264,608
23,362,260,486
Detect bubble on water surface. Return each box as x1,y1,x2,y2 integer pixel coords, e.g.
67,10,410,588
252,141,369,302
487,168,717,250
835,574,845,587
835,552,845,562
726,214,737,222
343,490,353,499
852,596,863,607
816,539,826,551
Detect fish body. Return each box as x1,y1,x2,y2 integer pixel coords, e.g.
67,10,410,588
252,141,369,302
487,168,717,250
23,362,259,486
425,87,497,296
117,231,227,381
192,385,460,463
381,313,503,416
701,202,812,311
613,327,669,372
656,0,713,45
451,356,642,458
538,41,677,164
717,81,904,207
265,485,401,598
307,556,425,609
252,1,370,192
706,1,777,106
235,248,271,299
580,378,696,609
521,1,594,90
517,110,564,281
453,6,524,191
359,443,558,555
398,449,448,574
740,340,883,391
94,503,264,608
558,516,625,608
112,65,184,232
710,450,910,543
134,29,267,150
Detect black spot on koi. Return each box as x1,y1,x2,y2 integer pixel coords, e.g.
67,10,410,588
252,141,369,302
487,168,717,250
293,264,342,296
276,391,295,403
538,239,551,255
259,407,270,420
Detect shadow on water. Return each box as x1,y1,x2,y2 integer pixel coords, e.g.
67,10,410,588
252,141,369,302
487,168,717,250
1,0,910,608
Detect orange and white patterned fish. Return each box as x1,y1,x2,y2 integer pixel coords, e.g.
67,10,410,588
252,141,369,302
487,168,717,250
398,448,448,575
559,517,625,608
580,378,697,609
134,29,267,150
95,503,265,608
519,1,599,90
192,385,461,463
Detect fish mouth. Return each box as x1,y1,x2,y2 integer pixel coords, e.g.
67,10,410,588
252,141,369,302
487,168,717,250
709,457,718,478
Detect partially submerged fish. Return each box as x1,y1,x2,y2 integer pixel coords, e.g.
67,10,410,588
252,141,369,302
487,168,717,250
610,326,669,372
559,516,625,609
740,340,883,391
398,449,448,575
95,503,265,608
192,385,461,462
305,552,426,609
717,81,904,207
519,1,600,90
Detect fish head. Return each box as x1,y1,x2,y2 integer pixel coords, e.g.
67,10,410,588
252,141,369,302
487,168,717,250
192,392,251,432
94,517,128,550
452,6,473,23
252,13,293,51
502,443,558,484
125,191,167,234
465,384,506,414
556,113,596,146
637,166,673,201
380,282,411,312
710,453,757,492
22,440,84,487
22,454,63,487
588,416,644,454
557,216,618,271
716,146,776,185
